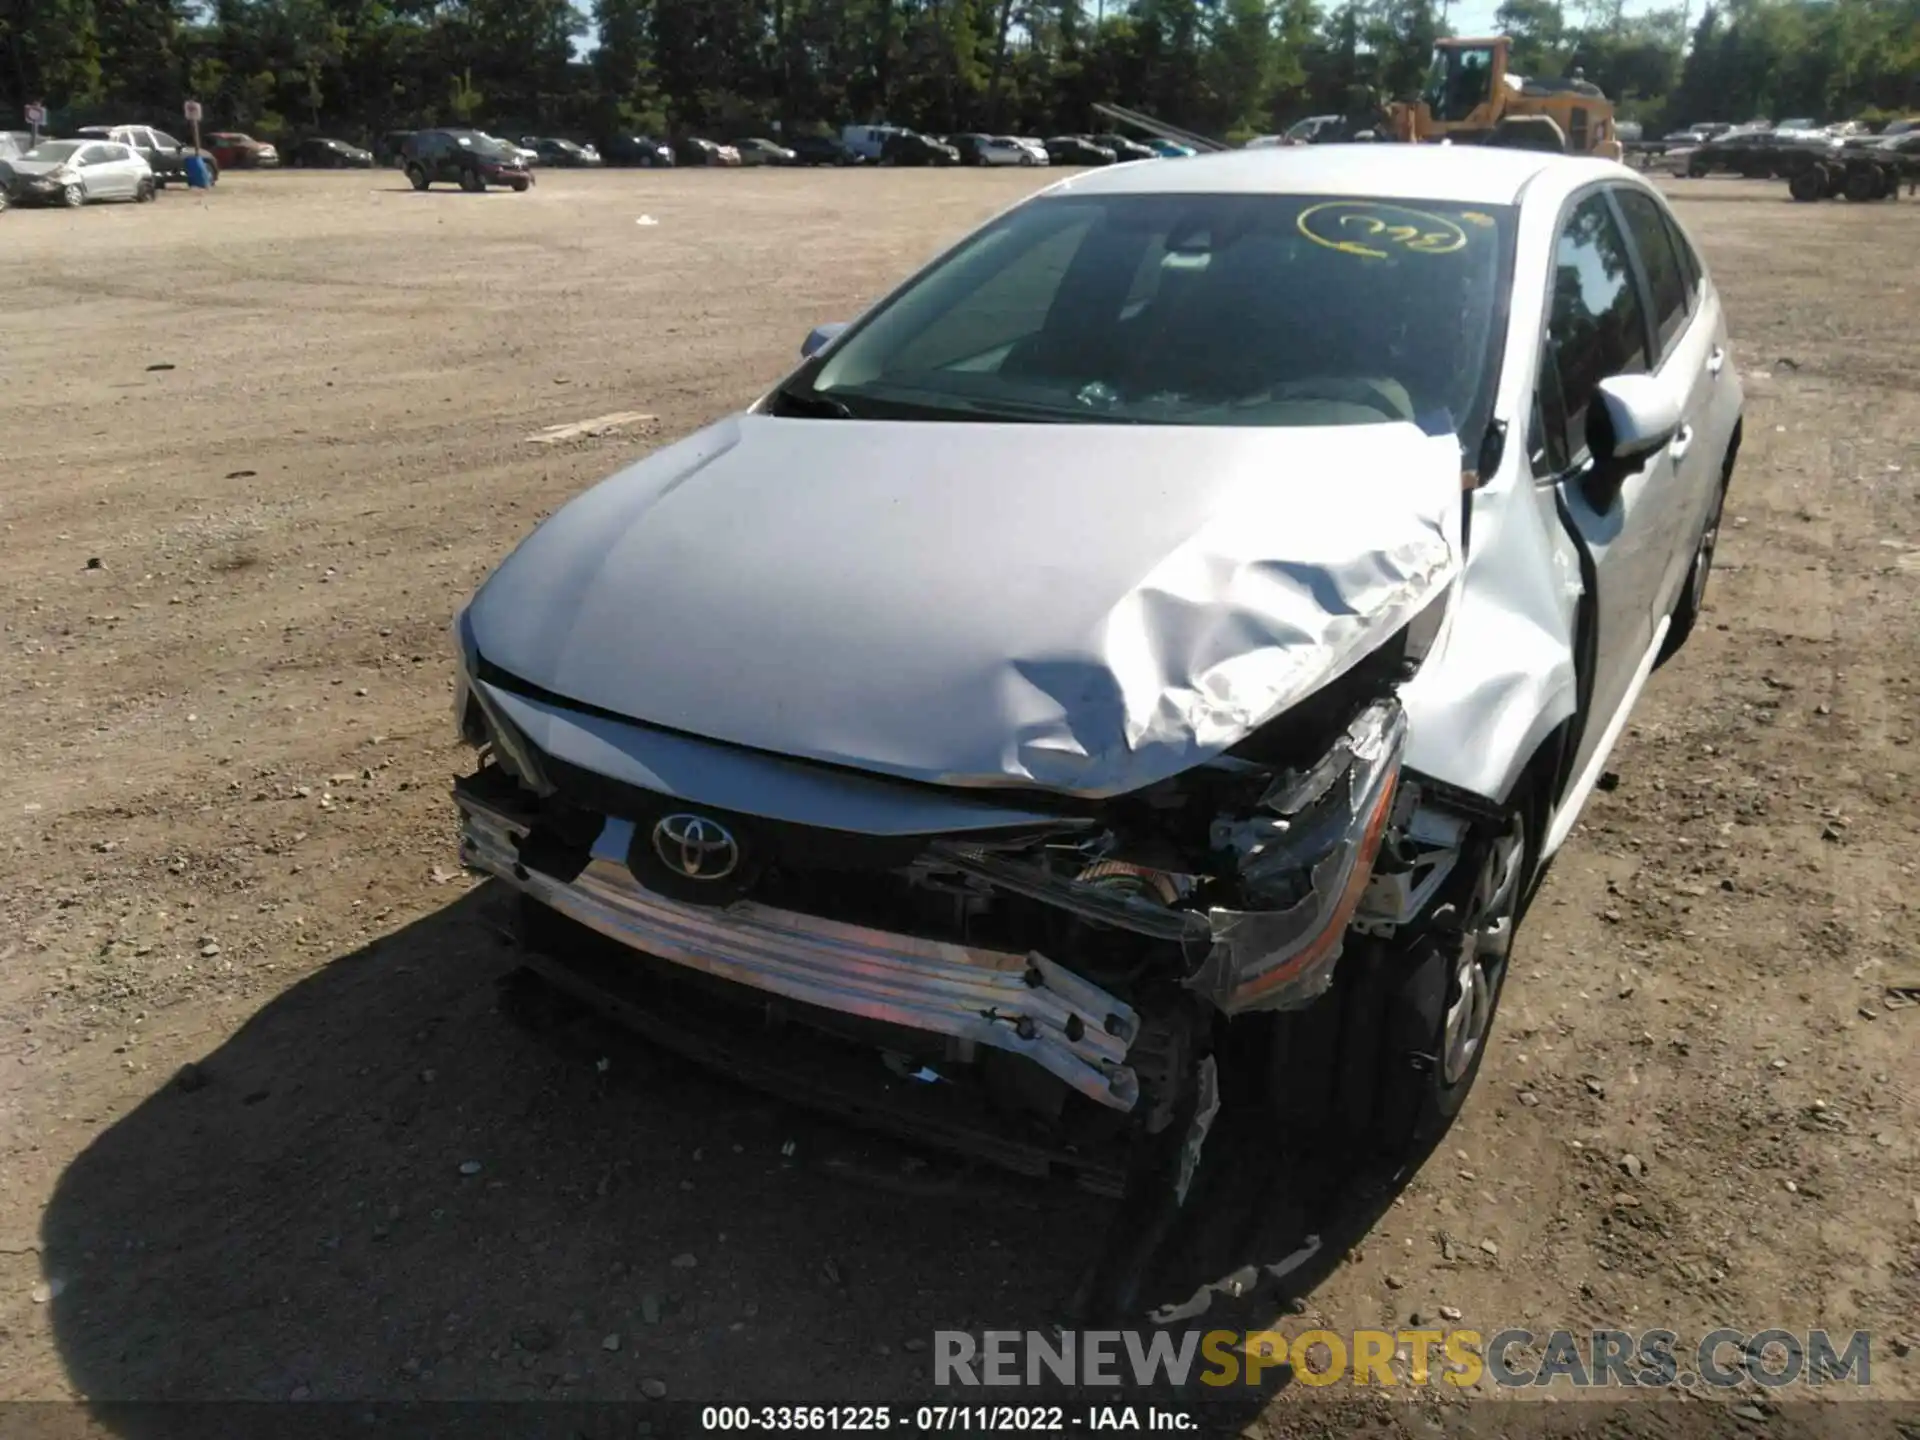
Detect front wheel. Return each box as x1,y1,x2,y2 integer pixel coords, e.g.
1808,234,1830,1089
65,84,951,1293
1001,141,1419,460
511,179,529,192
62,183,85,208
406,164,430,191
1269,788,1538,1169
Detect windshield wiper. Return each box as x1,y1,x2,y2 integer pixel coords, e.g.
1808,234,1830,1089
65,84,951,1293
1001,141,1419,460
770,384,854,419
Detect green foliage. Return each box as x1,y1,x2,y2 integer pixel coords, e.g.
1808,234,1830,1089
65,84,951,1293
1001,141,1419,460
2,0,1912,144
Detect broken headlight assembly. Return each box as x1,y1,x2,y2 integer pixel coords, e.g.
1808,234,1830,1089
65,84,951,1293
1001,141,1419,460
450,607,553,795
1189,696,1406,1014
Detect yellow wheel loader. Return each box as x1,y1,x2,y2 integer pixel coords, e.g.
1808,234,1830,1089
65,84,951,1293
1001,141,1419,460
1388,37,1625,160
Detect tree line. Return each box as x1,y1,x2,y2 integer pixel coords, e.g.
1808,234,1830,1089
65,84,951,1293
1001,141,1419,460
4,0,1915,148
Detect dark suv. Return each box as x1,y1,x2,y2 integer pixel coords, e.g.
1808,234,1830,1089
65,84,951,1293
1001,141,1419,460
879,130,959,166
401,129,533,191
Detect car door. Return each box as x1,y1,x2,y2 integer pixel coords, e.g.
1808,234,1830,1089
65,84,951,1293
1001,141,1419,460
1608,183,1732,618
76,143,118,199
92,143,127,197
115,142,146,196
1530,186,1676,789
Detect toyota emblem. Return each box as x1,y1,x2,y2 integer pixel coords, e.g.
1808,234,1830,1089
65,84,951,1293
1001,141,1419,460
651,813,740,881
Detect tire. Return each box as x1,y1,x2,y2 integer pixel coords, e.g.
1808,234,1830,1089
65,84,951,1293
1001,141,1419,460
511,179,528,192
1788,167,1825,202
62,183,85,208
1270,788,1539,1168
1489,115,1568,153
406,164,430,191
1659,453,1731,665
460,169,484,192
135,178,154,203
1843,166,1882,202
0,188,9,214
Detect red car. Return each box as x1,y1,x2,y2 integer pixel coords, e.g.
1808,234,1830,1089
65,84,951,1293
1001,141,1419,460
206,132,280,169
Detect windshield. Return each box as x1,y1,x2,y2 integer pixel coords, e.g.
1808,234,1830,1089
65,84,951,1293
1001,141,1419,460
24,141,84,162
793,191,1515,434
1423,46,1496,124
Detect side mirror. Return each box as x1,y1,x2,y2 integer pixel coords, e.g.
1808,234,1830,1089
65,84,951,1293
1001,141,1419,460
801,322,848,359
1582,374,1681,510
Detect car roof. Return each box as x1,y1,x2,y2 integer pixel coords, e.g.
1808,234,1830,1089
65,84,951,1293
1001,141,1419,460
1052,143,1617,206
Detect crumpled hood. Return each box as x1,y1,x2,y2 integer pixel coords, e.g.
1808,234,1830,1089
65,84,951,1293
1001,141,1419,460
468,413,1463,797
5,159,72,179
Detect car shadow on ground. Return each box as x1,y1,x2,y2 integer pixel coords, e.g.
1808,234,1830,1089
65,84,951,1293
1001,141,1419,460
40,882,1442,1431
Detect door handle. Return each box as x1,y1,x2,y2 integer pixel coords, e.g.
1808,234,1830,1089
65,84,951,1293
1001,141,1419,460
1670,424,1694,460
1707,346,1725,376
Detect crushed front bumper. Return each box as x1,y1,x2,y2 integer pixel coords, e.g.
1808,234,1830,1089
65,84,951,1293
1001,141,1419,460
455,774,1141,1111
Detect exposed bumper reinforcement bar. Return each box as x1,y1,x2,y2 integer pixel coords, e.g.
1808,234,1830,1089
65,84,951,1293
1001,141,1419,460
456,785,1141,1111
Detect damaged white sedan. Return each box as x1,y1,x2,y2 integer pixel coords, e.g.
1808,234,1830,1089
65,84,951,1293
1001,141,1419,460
450,145,1741,1276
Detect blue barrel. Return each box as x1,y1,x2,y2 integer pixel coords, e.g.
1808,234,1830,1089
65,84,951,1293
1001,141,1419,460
185,154,212,188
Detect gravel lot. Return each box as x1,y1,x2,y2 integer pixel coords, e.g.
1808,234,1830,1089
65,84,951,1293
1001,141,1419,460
0,166,1914,1424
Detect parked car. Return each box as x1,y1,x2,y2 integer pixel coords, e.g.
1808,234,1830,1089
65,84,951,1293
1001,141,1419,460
675,137,741,166
840,124,908,161
401,129,534,191
73,124,209,187
1008,136,1051,164
1145,138,1196,158
287,136,374,168
376,130,415,166
524,137,602,167
206,132,279,169
947,133,1028,166
1088,132,1157,162
2,139,154,206
786,134,862,166
1044,134,1115,165
447,146,1746,1309
738,137,797,166
600,134,675,167
880,130,960,166
1684,126,1836,178
497,138,541,167
1283,114,1343,144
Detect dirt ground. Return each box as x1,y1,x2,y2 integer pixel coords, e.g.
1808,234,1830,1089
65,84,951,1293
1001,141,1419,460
0,166,1914,1427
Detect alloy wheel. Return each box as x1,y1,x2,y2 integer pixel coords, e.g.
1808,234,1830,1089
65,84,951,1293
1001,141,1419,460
1440,815,1526,1087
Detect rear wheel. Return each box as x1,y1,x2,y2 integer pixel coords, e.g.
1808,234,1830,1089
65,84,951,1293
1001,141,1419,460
406,164,430,191
1788,167,1826,202
1660,450,1733,665
1844,166,1884,201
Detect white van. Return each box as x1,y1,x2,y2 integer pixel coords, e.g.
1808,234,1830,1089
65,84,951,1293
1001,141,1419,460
840,125,906,161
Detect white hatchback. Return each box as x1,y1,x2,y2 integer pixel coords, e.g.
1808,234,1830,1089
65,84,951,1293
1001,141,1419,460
6,139,154,207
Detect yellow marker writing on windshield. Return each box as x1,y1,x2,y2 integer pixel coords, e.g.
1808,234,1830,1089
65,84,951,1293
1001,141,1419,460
1297,202,1470,260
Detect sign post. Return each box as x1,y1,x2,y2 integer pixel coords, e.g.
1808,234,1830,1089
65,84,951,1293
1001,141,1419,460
183,98,203,155
25,102,45,146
